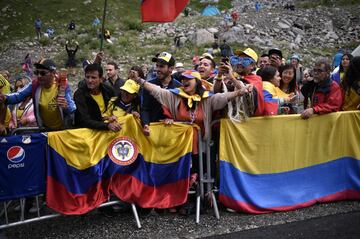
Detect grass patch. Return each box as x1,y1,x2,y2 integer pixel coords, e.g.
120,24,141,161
188,0,232,11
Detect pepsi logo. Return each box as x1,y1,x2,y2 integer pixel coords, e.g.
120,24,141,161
7,146,25,163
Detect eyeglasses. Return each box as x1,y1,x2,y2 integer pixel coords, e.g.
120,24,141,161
312,68,326,73
34,70,50,76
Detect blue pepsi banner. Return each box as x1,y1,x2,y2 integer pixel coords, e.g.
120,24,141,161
0,133,47,201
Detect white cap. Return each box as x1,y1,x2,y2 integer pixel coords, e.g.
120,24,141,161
175,62,184,68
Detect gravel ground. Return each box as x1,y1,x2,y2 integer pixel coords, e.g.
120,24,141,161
1,200,360,239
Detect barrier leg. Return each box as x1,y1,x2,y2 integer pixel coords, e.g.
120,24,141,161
198,131,204,200
20,198,25,221
34,196,41,217
195,195,201,224
211,191,220,220
131,204,142,229
2,202,9,224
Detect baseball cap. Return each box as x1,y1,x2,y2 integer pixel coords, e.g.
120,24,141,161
120,79,140,94
199,53,216,68
175,62,184,68
34,59,56,71
181,70,201,81
152,52,175,67
236,48,258,62
291,54,300,61
268,48,283,59
199,53,214,60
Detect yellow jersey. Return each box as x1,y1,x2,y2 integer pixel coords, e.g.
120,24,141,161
91,92,106,116
39,84,63,130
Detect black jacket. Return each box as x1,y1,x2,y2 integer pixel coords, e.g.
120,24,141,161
140,76,181,126
103,76,125,95
74,83,115,130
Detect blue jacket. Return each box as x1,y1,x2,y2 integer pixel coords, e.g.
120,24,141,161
34,19,42,29
5,80,76,129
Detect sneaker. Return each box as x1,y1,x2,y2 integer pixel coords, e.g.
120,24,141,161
13,204,21,212
28,198,45,214
179,201,196,216
29,203,41,214
226,207,236,213
14,199,33,212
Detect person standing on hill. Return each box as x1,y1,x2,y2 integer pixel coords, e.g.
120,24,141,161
65,41,79,68
34,18,42,39
68,20,76,31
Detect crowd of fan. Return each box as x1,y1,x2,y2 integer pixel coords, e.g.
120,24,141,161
0,47,359,137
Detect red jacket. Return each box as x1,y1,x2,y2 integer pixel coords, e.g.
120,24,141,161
243,74,265,116
312,80,343,114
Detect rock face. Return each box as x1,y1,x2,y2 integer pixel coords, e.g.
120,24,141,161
0,0,360,72
136,0,359,63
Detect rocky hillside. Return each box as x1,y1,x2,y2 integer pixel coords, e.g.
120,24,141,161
0,0,359,79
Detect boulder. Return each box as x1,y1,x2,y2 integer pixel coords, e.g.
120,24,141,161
207,28,219,34
278,22,290,29
191,29,215,46
324,20,333,32
325,31,339,40
221,26,245,43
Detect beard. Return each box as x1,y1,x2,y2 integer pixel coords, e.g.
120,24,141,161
157,71,170,81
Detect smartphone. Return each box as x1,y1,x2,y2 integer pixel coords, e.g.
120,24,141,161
221,57,229,64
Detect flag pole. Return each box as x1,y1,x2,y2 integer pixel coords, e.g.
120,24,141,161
100,0,108,51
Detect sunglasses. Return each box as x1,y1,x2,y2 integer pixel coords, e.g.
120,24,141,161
230,56,255,67
34,70,50,76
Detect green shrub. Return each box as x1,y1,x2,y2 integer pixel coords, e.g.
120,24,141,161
39,37,51,46
123,19,143,31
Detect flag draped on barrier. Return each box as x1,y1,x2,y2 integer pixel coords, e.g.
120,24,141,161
141,0,189,22
0,133,47,201
219,111,360,214
47,115,193,215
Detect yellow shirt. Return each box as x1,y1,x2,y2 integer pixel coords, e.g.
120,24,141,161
4,107,11,127
340,72,345,83
104,98,127,118
342,84,360,111
39,84,63,130
16,108,24,120
91,92,106,116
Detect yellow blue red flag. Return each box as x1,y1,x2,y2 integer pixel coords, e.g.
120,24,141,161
219,111,360,213
46,115,193,214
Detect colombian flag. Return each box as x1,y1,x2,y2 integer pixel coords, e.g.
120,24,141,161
47,115,193,215
219,111,360,213
141,0,189,22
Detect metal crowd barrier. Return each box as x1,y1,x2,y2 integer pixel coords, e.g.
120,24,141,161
1,122,210,229
206,120,221,220
1,127,142,229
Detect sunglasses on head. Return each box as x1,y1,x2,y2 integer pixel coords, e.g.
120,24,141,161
34,70,50,76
